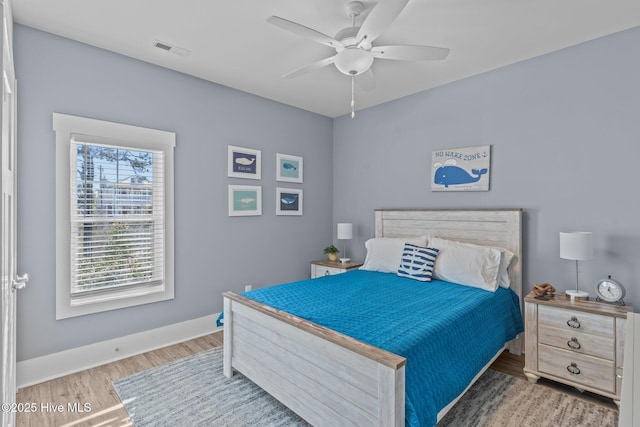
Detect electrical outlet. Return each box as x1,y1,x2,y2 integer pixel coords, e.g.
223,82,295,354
244,285,252,292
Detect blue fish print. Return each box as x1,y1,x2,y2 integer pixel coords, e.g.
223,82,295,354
282,162,297,171
434,166,488,188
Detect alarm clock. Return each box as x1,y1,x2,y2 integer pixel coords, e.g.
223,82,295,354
594,275,626,305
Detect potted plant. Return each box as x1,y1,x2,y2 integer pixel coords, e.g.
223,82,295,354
323,245,339,261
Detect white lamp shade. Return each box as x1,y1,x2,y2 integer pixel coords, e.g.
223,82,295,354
337,223,353,240
560,232,593,261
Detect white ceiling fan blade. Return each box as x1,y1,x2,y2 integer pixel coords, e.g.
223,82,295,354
282,56,336,79
371,45,450,61
358,69,376,91
267,16,344,49
356,0,410,46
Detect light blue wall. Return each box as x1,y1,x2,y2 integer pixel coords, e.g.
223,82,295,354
333,26,640,308
15,25,333,361
16,23,640,361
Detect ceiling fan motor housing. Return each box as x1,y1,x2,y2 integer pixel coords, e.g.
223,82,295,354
334,48,373,76
333,25,373,76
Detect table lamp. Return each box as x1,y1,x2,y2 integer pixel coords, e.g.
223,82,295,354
337,223,353,263
560,231,593,300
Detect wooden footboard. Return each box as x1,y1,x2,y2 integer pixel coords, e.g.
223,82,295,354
223,291,406,426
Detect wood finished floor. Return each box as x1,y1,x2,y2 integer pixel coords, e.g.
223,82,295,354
16,333,223,427
16,331,616,426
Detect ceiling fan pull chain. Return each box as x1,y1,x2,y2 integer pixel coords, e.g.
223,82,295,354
351,74,356,118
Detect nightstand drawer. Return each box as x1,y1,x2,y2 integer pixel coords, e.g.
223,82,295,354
313,265,342,277
311,260,363,279
539,305,614,337
539,325,614,360
538,344,615,393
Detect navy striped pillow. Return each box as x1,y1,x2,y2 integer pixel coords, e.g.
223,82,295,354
397,244,439,282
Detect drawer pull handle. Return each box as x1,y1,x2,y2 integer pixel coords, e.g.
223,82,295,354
616,367,623,379
567,317,581,329
567,337,581,350
567,362,581,375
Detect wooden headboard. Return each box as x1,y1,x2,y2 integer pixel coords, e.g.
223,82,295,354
375,208,523,353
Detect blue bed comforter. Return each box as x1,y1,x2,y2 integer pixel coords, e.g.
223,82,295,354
242,270,523,427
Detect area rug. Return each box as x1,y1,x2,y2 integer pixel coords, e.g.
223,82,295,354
112,347,308,426
113,347,618,427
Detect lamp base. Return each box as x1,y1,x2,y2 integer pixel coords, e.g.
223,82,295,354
339,258,351,263
565,289,589,301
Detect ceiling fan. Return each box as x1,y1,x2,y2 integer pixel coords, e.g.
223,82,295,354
267,0,450,117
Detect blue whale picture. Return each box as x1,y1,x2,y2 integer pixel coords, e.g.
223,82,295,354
280,193,299,211
431,146,491,191
277,154,303,182
280,194,298,205
276,188,303,215
434,166,488,188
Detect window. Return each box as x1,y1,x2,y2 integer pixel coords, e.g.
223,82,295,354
54,114,175,319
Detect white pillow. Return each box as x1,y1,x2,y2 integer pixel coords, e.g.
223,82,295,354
360,236,428,273
428,236,502,292
427,236,516,289
497,248,516,289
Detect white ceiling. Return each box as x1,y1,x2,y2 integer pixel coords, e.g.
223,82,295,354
12,0,640,118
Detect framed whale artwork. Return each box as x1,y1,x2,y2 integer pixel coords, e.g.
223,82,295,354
276,153,303,183
228,145,261,180
228,185,262,216
276,187,303,216
431,145,491,192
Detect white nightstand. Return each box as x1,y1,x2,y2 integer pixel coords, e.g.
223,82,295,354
311,259,363,279
524,291,632,407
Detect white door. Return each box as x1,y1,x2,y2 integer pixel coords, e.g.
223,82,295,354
618,313,639,427
1,2,25,426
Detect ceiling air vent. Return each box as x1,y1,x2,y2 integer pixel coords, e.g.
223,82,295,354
153,39,191,57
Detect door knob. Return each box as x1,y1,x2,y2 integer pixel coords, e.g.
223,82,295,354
12,273,29,291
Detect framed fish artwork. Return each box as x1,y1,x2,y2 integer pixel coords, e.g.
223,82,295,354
276,153,303,183
228,145,261,180
276,187,303,216
228,185,262,216
431,145,491,192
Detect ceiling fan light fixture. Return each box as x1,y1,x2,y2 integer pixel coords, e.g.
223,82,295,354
334,48,373,76
267,0,450,116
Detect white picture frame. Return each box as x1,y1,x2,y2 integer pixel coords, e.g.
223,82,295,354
276,153,303,183
276,187,303,216
228,145,261,180
228,185,262,216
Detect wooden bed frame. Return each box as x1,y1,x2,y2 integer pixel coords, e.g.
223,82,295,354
223,209,523,426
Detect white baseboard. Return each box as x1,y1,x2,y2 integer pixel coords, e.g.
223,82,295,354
17,313,222,389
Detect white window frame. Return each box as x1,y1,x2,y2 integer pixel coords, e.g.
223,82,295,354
54,113,175,319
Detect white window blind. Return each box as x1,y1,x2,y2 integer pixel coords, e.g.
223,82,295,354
70,134,165,297
54,113,175,319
